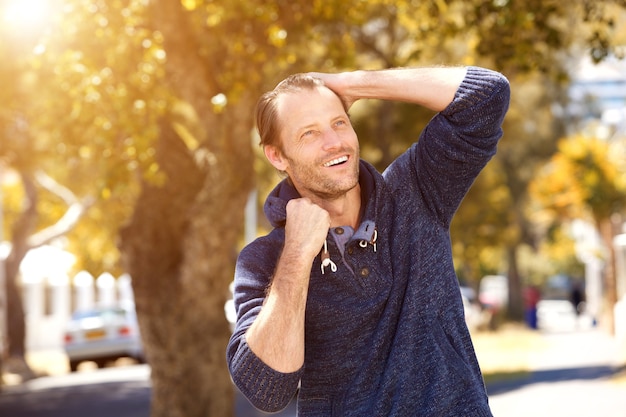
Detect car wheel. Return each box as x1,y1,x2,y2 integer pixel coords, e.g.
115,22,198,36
94,359,107,369
69,360,80,372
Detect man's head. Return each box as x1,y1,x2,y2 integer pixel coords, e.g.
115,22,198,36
256,74,349,149
256,74,360,201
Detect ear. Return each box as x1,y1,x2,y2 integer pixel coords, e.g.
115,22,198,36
264,145,288,171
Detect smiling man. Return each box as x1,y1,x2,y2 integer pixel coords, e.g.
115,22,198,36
227,66,510,416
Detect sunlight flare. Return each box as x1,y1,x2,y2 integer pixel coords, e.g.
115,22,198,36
2,0,53,34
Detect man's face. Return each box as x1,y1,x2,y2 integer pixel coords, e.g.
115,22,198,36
266,86,360,201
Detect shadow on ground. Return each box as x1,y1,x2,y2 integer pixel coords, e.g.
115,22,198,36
0,370,296,417
486,364,625,396
0,380,151,417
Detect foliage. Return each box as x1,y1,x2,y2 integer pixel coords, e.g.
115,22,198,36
1,0,166,275
530,134,626,225
3,0,626,279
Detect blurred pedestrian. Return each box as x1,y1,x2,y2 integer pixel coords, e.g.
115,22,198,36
570,281,584,316
523,285,541,329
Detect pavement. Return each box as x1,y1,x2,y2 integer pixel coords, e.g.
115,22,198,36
486,326,626,417
1,323,624,417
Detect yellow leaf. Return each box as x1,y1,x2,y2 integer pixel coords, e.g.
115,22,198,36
181,0,198,11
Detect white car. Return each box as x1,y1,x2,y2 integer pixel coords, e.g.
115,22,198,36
63,302,145,372
537,299,578,331
460,286,484,331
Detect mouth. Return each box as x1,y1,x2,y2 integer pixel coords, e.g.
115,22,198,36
323,155,349,167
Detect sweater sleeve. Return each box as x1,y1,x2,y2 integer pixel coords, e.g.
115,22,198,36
226,235,303,413
228,337,302,412
385,66,510,226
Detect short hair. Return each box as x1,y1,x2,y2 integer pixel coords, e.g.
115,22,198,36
255,73,348,149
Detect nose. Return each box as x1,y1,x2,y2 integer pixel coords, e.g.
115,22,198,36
320,128,342,151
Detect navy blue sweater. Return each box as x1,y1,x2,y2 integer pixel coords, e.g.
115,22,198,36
227,67,510,416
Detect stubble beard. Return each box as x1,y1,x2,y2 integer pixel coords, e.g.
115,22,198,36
287,151,360,201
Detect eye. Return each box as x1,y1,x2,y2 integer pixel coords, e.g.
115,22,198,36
334,118,349,128
300,129,317,140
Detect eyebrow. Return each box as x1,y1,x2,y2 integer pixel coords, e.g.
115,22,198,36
332,114,349,122
295,123,317,136
293,111,350,136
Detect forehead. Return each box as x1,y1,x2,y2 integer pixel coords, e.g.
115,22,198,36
276,86,346,133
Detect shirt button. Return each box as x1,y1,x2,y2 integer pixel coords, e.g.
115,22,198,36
360,267,370,277
334,227,344,235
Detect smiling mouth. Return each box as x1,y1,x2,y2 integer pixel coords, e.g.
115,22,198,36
323,156,349,167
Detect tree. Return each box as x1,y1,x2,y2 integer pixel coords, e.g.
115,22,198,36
1,171,92,379
455,0,626,320
471,73,569,321
530,134,626,331
0,0,97,380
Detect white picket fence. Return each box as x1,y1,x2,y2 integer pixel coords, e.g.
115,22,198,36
18,245,134,350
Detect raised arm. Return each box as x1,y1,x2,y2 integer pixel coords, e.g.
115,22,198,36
309,66,468,112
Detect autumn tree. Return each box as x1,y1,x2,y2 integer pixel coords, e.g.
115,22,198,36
530,134,626,331
0,0,97,380
454,0,626,319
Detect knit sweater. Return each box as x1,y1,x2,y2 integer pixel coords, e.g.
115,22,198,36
227,67,510,416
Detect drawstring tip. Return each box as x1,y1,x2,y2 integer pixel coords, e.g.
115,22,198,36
321,239,337,274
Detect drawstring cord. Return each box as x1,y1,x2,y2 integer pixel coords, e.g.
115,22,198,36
359,228,377,253
321,227,378,274
321,239,337,274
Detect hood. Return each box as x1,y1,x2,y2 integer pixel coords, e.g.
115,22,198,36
263,178,302,228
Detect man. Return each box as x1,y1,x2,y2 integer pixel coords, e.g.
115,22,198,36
227,65,510,416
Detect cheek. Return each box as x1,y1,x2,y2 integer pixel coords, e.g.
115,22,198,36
344,136,359,154
286,141,317,163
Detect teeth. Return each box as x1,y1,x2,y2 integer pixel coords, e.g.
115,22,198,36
324,156,348,167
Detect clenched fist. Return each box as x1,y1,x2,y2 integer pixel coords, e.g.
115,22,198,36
284,198,330,262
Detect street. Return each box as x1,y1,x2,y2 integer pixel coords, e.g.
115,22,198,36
0,365,152,417
0,363,296,417
487,329,626,417
0,328,624,417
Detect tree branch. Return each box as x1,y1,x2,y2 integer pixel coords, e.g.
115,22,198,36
27,171,95,248
34,170,79,205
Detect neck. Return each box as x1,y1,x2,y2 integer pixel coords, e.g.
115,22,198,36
314,184,362,229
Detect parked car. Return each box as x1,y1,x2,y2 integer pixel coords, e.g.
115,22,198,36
537,299,578,331
63,302,144,372
478,275,508,309
225,281,236,332
460,286,485,331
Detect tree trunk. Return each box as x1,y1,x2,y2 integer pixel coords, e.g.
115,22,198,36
5,257,26,359
506,246,524,322
120,123,209,415
118,9,257,415
599,217,618,334
118,4,257,415
119,118,248,417
3,174,38,380
375,101,395,169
